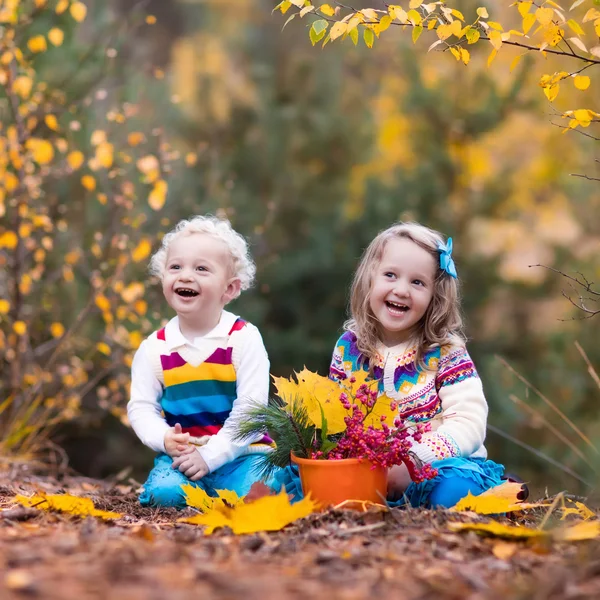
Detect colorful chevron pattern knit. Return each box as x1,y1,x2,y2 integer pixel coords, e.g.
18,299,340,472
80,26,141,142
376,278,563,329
329,330,488,462
157,319,246,438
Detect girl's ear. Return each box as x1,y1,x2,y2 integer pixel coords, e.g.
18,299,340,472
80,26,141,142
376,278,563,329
222,278,241,304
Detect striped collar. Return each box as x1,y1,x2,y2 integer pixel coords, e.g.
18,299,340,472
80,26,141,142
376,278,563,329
163,310,239,351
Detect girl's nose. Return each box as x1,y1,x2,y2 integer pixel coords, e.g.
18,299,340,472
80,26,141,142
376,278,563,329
393,280,410,296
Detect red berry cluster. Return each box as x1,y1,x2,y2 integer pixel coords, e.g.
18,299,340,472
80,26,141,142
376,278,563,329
311,380,437,483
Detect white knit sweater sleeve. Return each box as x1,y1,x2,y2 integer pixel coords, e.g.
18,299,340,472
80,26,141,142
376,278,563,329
410,344,488,464
127,336,170,453
197,323,270,473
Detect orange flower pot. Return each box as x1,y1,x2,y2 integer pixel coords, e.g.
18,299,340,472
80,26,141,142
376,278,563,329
291,454,388,507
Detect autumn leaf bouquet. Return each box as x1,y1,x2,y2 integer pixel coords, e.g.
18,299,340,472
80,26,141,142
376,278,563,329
237,369,438,487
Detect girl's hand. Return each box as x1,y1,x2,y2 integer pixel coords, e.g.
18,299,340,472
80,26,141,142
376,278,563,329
164,423,190,457
387,463,413,502
171,450,210,481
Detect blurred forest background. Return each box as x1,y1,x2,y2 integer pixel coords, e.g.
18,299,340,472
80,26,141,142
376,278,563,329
1,0,598,498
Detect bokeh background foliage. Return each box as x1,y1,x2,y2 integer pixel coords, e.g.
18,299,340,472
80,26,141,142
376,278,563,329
1,0,599,496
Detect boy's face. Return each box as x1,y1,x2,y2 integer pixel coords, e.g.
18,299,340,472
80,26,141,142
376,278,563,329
162,233,239,322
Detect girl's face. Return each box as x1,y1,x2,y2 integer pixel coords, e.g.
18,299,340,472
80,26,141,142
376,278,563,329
369,237,436,347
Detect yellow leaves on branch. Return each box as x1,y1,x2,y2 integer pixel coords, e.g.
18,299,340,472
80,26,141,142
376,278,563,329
70,2,87,23
272,368,397,434
179,488,316,535
131,238,152,263
148,179,167,210
27,35,47,53
0,231,18,249
48,28,64,47
14,493,121,520
0,299,10,314
13,321,27,335
573,75,590,90
67,151,84,170
25,139,54,165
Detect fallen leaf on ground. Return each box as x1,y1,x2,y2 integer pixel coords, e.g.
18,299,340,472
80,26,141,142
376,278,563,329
449,481,546,515
560,499,596,521
179,489,316,534
181,484,243,511
492,540,518,560
448,520,546,539
555,520,600,542
14,493,121,520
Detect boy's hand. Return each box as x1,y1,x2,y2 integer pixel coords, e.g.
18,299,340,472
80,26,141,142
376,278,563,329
387,463,413,502
171,450,210,481
164,423,192,457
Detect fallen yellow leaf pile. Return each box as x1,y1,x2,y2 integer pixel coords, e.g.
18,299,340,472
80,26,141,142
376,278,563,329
449,519,600,542
14,493,121,520
179,489,316,535
449,486,599,544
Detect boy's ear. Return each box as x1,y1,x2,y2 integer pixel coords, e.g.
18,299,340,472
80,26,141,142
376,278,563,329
222,278,241,304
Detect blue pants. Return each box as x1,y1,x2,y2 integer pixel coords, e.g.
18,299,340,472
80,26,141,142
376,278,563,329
272,457,504,509
139,453,268,508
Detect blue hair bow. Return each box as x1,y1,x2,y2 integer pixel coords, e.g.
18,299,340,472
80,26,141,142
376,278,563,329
437,237,458,279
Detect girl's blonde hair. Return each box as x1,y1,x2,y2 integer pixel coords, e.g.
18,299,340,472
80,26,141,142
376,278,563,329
149,215,256,297
345,222,464,370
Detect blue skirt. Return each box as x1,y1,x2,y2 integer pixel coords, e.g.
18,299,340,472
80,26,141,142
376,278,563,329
271,457,505,509
139,453,271,508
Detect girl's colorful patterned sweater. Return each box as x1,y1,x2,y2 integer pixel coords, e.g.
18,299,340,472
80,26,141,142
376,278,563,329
329,331,488,464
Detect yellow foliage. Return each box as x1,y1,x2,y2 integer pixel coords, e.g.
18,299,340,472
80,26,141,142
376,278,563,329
14,493,121,520
12,76,32,99
450,519,600,542
70,2,87,22
27,35,47,53
450,481,547,514
181,483,244,512
95,295,111,312
148,179,167,210
48,28,64,46
0,231,18,249
0,299,9,314
81,174,96,190
67,150,84,170
55,0,69,14
44,114,59,131
50,322,65,338
179,489,316,535
13,321,27,335
26,139,54,165
449,521,545,539
273,368,397,434
573,75,590,91
560,499,596,521
132,238,152,263
127,132,145,147
121,282,144,303
95,142,114,169
96,342,111,356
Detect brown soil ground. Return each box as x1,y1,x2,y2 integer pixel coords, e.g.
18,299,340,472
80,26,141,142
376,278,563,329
1,467,599,600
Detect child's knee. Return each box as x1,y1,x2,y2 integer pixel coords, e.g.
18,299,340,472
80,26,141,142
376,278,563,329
428,476,484,509
140,471,188,508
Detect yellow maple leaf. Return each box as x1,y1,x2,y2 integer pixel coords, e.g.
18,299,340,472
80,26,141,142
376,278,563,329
450,481,546,514
14,493,121,520
181,484,243,512
179,489,316,534
448,520,546,540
